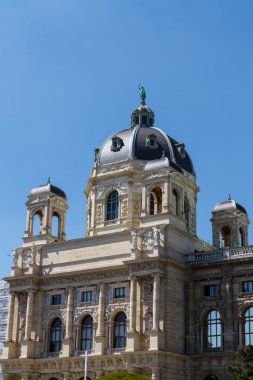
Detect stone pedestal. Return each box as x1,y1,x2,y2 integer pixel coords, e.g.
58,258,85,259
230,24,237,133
94,335,106,354
186,335,195,354
20,340,35,358
126,331,141,351
61,338,73,356
149,329,164,350
2,341,18,359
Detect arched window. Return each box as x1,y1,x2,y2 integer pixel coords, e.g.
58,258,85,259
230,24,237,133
245,307,253,345
114,312,127,349
80,315,93,351
149,187,162,215
32,211,42,235
239,227,245,247
184,195,190,228
50,318,62,353
219,226,231,248
206,310,222,351
106,190,119,221
172,189,180,217
51,211,60,238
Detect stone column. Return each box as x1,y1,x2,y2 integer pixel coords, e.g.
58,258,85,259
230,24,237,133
162,182,168,212
61,287,74,357
186,281,195,354
6,292,15,341
153,274,160,330
129,277,137,332
97,284,105,336
141,187,147,216
223,277,235,351
24,289,34,341
95,284,106,354
127,181,133,223
65,287,74,339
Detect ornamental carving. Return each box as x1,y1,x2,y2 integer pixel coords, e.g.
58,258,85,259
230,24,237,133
142,229,154,251
73,306,99,323
133,200,140,216
96,205,102,221
23,245,37,269
96,186,106,199
121,200,128,218
142,279,153,298
38,268,129,287
105,303,130,320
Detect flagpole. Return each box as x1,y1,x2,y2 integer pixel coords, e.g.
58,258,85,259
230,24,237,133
84,350,88,380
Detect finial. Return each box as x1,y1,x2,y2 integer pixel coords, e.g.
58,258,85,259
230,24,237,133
228,194,231,200
138,84,146,106
47,177,51,184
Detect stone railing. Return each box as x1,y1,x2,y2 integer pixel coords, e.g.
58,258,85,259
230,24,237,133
189,246,253,264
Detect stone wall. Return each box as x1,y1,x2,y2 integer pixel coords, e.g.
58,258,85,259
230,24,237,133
0,280,9,380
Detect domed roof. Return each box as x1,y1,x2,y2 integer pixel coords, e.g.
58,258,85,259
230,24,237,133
30,180,67,199
212,198,247,215
96,123,194,175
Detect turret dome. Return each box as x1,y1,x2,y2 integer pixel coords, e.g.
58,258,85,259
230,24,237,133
30,179,67,199
212,198,247,215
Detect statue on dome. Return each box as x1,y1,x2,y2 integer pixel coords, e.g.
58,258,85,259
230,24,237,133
139,84,146,105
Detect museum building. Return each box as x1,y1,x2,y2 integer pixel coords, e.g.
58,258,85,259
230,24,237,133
1,92,253,380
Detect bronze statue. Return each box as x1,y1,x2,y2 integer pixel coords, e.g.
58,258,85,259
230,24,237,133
139,84,146,105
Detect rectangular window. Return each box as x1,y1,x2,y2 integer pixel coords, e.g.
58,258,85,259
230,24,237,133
204,285,218,297
114,287,126,299
242,281,253,293
81,291,93,302
51,294,62,305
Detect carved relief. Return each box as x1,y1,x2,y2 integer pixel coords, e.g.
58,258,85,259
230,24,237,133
121,200,128,218
96,205,103,221
142,229,154,251
142,279,153,299
105,303,130,320
133,200,140,216
23,245,37,269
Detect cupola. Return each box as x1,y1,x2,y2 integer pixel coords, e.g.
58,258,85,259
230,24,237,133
23,178,68,246
211,195,250,249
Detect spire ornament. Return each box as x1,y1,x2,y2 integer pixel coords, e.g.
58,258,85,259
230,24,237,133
138,84,146,106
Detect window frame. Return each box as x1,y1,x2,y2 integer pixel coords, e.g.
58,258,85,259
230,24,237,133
113,312,127,349
80,315,93,351
204,284,218,297
206,310,222,352
51,294,62,306
242,280,253,293
50,318,62,353
81,290,93,303
106,190,119,221
114,287,126,299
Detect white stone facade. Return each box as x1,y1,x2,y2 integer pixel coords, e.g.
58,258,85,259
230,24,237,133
1,97,253,380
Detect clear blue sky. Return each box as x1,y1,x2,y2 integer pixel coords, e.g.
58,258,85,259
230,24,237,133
0,1,253,278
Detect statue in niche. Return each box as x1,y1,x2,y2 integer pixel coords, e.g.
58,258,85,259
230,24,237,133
130,230,137,249
153,226,160,246
142,229,154,251
9,248,18,267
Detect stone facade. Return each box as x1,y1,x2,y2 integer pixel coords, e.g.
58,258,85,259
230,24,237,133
0,280,10,380
1,95,253,380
